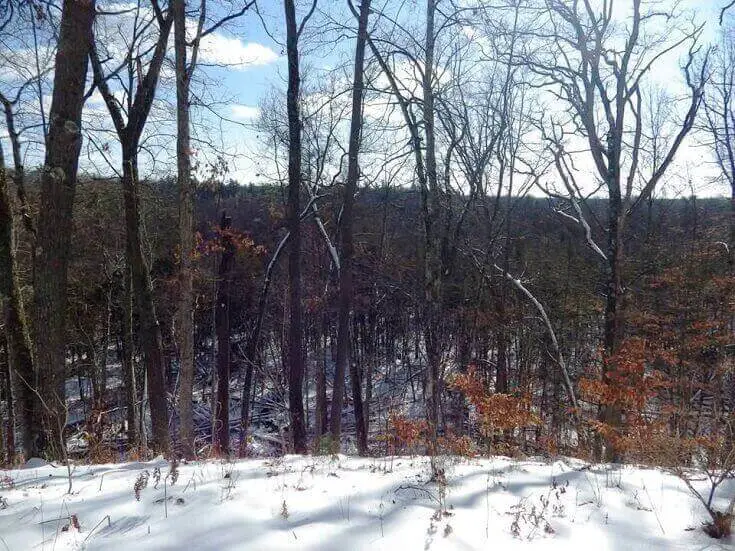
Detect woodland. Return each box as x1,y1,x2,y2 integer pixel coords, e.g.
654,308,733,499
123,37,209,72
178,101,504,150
1,0,735,542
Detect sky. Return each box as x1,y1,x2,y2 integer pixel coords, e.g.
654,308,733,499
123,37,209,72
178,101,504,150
1,0,734,199
178,0,733,199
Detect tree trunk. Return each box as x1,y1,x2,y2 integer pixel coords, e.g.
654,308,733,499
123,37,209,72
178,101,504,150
730,188,735,270
332,0,371,456
0,96,35,240
496,337,509,394
314,317,327,441
0,143,36,459
239,353,254,455
120,262,139,448
33,0,95,459
121,153,170,454
97,285,112,407
600,197,625,461
172,0,196,459
0,335,13,463
422,0,442,454
364,312,374,444
214,212,235,455
284,0,307,454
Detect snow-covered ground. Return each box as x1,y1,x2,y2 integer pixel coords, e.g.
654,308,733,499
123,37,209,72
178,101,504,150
0,455,732,550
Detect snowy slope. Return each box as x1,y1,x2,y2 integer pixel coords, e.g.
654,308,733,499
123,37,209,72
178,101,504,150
0,455,733,550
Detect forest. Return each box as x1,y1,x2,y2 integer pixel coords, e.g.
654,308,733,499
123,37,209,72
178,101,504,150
1,0,735,547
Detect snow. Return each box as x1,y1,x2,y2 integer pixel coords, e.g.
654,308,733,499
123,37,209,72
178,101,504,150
0,455,733,550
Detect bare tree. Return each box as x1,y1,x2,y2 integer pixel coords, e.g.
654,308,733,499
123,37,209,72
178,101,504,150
90,0,172,453
173,0,257,459
283,0,318,454
519,0,707,459
328,0,372,455
362,0,482,462
703,22,735,269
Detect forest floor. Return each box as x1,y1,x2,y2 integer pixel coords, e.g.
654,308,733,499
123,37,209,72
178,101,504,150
0,454,733,550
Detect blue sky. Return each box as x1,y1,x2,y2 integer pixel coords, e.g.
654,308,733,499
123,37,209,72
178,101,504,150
179,1,353,184
186,0,732,196
0,0,732,197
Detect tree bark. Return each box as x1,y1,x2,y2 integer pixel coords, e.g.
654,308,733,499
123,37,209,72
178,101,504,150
0,95,35,240
332,0,371,456
0,142,36,458
314,317,328,441
213,212,235,455
0,337,13,463
33,0,95,459
422,0,442,453
172,0,196,459
600,200,625,461
120,262,139,448
122,154,170,454
284,0,307,454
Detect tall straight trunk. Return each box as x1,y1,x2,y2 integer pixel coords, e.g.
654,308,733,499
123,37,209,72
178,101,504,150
314,316,327,440
364,307,376,443
95,285,112,407
495,331,509,393
0,143,36,458
284,0,306,454
238,352,255,455
120,262,139,447
122,154,170,453
603,194,624,356
88,341,101,407
213,212,235,455
172,0,196,459
33,0,95,459
332,0,371,455
730,189,735,270
600,199,625,461
1,338,13,462
422,0,441,450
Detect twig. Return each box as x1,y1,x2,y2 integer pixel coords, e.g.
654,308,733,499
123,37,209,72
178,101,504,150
642,481,665,536
83,515,111,543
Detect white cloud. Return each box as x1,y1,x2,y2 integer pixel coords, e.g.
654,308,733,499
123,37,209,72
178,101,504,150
198,35,278,69
231,104,261,120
